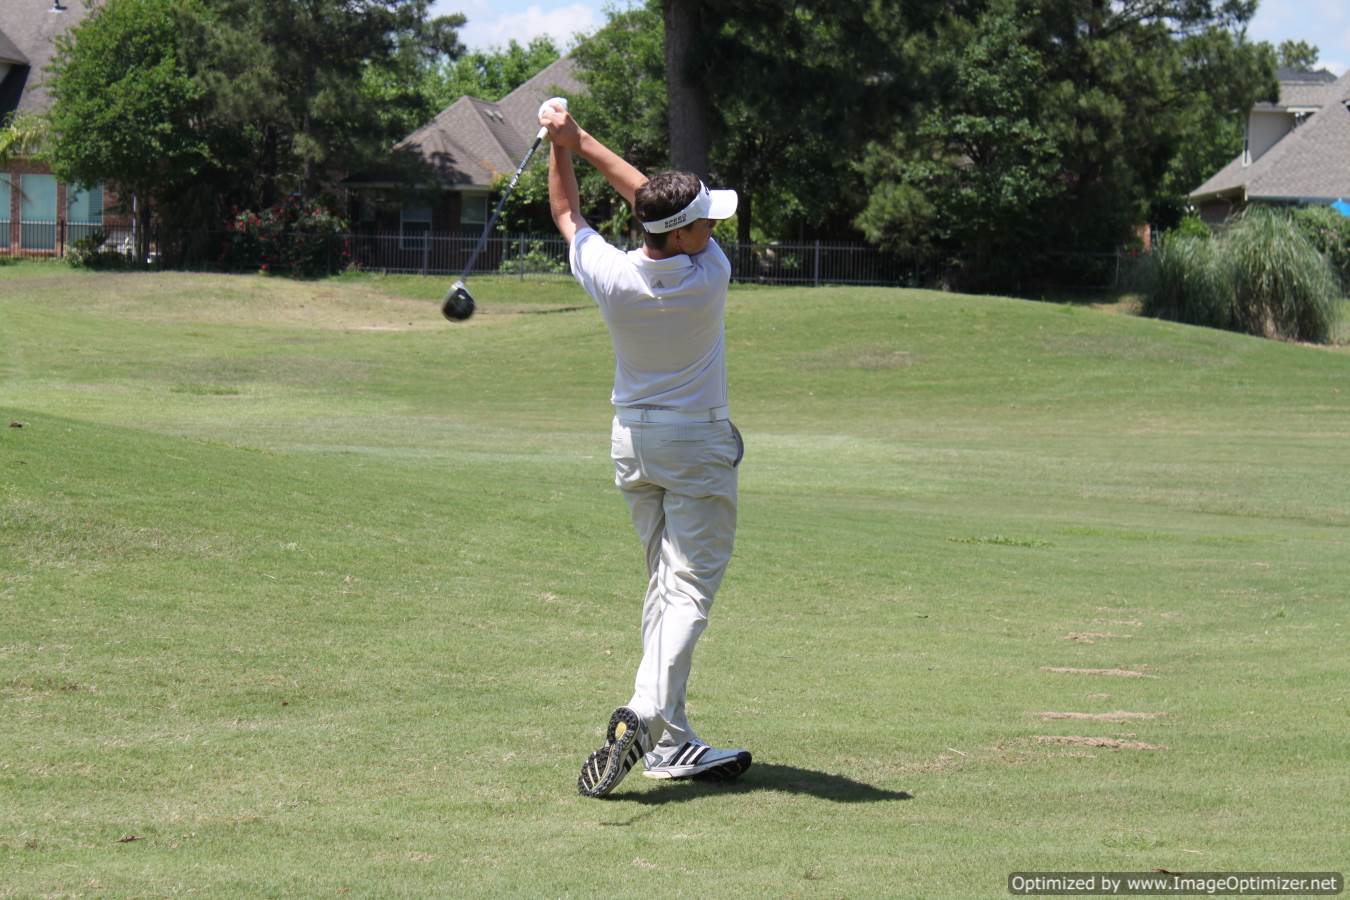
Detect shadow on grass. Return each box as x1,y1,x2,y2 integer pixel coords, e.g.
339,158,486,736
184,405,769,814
605,763,913,810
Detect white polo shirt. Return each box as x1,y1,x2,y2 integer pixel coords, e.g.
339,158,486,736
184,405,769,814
569,227,730,412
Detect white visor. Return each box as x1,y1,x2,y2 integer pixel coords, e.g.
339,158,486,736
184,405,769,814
641,181,738,233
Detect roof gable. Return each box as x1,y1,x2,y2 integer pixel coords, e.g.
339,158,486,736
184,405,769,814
1192,70,1350,204
0,28,30,65
0,0,96,114
388,56,584,190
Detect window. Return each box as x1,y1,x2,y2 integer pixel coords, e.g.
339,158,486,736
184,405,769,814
0,175,10,249
20,174,57,250
461,193,488,226
67,183,105,244
401,203,432,250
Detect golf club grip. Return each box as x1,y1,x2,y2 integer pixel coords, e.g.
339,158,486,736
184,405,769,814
458,136,544,282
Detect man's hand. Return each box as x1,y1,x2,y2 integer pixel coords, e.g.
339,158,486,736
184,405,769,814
540,103,583,152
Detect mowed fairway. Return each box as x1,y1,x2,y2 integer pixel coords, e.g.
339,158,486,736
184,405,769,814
2,262,1347,897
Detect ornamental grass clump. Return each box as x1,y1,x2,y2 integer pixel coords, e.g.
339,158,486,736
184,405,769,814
1143,207,1342,343
1141,229,1233,330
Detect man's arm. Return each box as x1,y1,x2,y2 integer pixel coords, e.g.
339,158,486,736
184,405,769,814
547,142,587,245
540,106,647,221
574,132,647,207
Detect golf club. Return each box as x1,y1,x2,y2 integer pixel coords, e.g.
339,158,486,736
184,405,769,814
442,96,569,321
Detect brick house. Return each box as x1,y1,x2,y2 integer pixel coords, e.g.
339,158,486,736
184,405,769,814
1190,67,1350,223
1,0,126,256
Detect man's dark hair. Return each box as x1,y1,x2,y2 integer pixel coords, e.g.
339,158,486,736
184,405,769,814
635,171,701,250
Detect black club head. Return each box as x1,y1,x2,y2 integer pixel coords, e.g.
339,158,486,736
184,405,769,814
442,282,475,321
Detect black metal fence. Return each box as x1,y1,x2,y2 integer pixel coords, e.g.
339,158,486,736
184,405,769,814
0,219,108,256
0,221,1140,291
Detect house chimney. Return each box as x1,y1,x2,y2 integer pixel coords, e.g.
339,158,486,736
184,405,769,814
52,1,66,10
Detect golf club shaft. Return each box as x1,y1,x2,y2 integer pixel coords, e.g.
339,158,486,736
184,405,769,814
458,134,544,282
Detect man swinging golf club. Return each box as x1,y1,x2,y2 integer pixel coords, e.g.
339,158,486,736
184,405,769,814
538,101,751,797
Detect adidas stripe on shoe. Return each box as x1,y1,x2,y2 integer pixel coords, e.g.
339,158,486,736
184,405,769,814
577,706,649,798
642,740,752,781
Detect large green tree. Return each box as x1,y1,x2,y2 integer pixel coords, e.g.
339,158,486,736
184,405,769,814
701,0,940,243
856,4,1061,278
197,0,464,206
46,0,216,260
46,0,464,262
855,0,1276,290
571,0,942,243
1276,39,1319,69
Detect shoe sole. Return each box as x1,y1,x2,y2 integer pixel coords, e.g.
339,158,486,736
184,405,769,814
642,750,752,781
577,707,644,797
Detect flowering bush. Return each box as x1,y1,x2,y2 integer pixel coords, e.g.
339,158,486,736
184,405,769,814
224,196,350,277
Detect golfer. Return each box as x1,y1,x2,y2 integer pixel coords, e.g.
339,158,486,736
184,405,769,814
539,103,751,797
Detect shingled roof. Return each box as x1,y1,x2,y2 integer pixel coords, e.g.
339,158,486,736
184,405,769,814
0,0,95,116
382,56,586,190
1191,70,1350,205
0,28,29,66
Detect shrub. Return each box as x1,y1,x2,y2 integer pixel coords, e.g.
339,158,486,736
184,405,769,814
1141,232,1231,328
1142,207,1341,342
1174,215,1212,241
67,229,129,270
1292,205,1350,292
497,240,568,275
1226,208,1341,342
224,197,350,278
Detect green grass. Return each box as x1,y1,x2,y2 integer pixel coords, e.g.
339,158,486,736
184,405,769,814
3,262,1348,896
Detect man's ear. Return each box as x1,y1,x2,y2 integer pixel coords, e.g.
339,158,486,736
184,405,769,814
668,222,696,252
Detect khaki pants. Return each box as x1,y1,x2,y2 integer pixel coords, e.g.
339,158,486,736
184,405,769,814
610,416,742,754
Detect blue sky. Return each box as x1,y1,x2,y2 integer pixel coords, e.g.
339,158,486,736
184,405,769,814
431,0,1348,75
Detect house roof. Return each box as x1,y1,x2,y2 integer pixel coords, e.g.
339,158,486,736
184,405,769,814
1273,66,1338,84
1256,79,1338,111
0,0,96,116
1191,70,1350,205
385,56,586,191
0,28,29,65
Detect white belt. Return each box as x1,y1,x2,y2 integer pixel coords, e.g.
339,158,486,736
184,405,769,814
615,405,730,424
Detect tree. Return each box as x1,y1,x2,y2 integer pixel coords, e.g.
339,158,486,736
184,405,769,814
46,0,216,261
856,3,1061,277
571,0,940,243
1276,39,1318,69
562,3,669,239
429,37,560,107
855,0,1276,290
701,0,938,243
46,0,463,264
1155,27,1277,228
196,0,464,205
662,0,712,177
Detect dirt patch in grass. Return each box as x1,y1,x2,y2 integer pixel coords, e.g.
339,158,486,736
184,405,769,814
903,749,968,774
1063,631,1131,643
1036,735,1164,750
1038,711,1164,722
1041,666,1155,678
